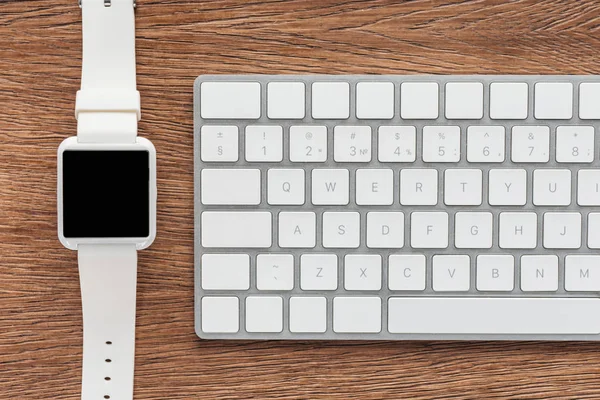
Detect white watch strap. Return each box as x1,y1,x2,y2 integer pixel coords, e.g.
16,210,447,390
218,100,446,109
79,244,137,400
77,0,139,143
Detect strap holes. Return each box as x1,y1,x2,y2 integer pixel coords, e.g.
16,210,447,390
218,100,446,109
105,377,111,381
104,0,111,7
105,359,112,363
105,341,112,345
104,396,110,399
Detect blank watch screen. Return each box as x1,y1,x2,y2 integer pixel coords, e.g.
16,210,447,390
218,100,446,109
62,150,150,238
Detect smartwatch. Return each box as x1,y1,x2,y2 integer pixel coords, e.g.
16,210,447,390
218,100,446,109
57,1,156,399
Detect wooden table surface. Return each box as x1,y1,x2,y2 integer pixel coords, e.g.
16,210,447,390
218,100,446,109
2,0,600,398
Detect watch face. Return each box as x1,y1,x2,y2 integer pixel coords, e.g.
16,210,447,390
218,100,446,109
62,150,150,238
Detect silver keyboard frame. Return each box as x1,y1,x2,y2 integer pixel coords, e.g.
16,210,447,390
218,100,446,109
194,75,600,341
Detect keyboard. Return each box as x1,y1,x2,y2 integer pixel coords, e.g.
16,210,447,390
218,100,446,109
194,75,600,341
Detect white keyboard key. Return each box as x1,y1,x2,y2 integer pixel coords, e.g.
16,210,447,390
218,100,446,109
580,83,600,120
245,125,283,162
267,169,305,205
257,254,294,291
366,212,404,249
378,126,416,162
411,212,448,249
588,213,600,249
356,169,393,205
278,212,316,248
322,212,360,248
455,212,493,249
267,82,305,119
422,126,460,162
388,255,426,291
201,81,260,119
535,82,573,120
344,255,382,291
476,255,514,292
444,169,482,205
578,170,600,206
289,297,327,333
520,255,558,292
565,256,600,291
490,82,528,120
388,298,600,334
401,82,439,119
300,254,338,291
400,169,438,205
556,126,594,163
333,297,381,333
543,212,581,249
201,212,272,248
201,169,261,205
246,296,283,333
201,254,250,290
312,169,349,205
201,297,239,333
511,126,550,163
488,169,527,206
432,255,470,292
445,82,483,119
289,125,327,162
312,82,350,119
466,126,505,162
499,212,537,249
533,169,571,206
356,82,394,119
333,126,372,162
200,125,238,162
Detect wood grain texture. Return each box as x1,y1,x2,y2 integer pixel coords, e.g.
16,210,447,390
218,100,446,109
2,0,600,398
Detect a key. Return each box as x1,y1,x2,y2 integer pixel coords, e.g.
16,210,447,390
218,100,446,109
388,255,426,291
466,126,505,162
278,212,316,248
201,212,272,248
200,125,238,162
366,212,404,249
445,82,484,120
580,83,600,120
556,126,594,163
588,213,600,249
312,169,349,205
322,212,360,248
333,297,382,333
476,255,514,292
201,297,239,333
300,254,338,290
289,297,327,333
401,82,439,119
499,212,537,249
200,81,261,119
289,125,327,162
245,125,283,162
344,254,382,291
511,126,550,163
410,212,449,249
267,82,305,119
201,254,250,290
312,82,350,119
355,169,393,205
422,126,460,162
565,256,600,291
334,126,372,162
432,255,470,292
267,169,305,205
535,82,573,120
444,169,482,205
543,212,581,249
490,82,528,120
400,169,438,205
201,169,261,205
533,169,571,206
454,212,493,249
356,82,394,119
256,254,294,291
246,296,283,333
378,126,417,162
577,170,600,206
488,169,527,206
520,255,558,292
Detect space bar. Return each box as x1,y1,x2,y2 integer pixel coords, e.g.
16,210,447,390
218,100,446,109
388,298,600,335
